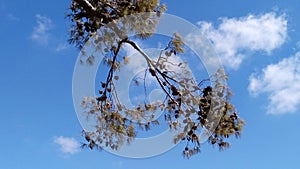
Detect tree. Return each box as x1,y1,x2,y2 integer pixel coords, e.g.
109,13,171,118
67,0,245,158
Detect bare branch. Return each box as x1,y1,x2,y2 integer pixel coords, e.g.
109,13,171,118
73,0,96,11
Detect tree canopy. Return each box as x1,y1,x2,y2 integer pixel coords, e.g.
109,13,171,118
68,0,245,158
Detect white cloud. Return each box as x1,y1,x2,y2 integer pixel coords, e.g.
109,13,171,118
55,43,69,52
54,136,80,155
123,43,139,56
248,52,300,115
122,43,184,73
122,43,147,74
198,12,288,69
31,14,53,45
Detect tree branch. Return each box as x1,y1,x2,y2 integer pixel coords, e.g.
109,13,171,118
124,39,179,106
101,38,128,101
73,0,96,11
124,39,177,82
123,39,153,67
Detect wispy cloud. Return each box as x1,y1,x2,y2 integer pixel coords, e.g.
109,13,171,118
54,136,80,155
7,13,19,22
112,161,124,169
198,12,288,69
31,14,53,45
55,43,69,52
248,52,300,115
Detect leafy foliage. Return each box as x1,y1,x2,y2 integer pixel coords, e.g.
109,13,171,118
68,0,166,49
68,0,245,158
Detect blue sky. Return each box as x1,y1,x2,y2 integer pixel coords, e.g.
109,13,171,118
1,0,300,168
